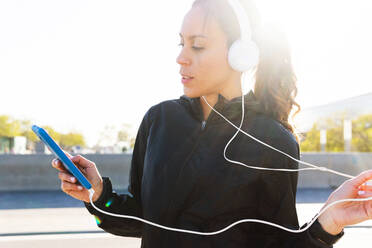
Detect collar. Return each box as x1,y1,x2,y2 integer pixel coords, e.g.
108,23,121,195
179,90,265,123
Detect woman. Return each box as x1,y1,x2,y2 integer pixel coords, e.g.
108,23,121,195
52,0,372,247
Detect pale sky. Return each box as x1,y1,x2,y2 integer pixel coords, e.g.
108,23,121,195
1,0,371,147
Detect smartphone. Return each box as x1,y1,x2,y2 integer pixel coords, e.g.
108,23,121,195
32,125,92,190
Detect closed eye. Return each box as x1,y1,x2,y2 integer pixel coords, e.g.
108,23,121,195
178,43,204,51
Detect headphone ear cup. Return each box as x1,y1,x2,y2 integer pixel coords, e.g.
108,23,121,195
228,39,259,72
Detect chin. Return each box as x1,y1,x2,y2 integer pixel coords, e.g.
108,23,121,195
183,89,202,99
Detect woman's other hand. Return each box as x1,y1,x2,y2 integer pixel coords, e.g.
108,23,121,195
51,151,104,203
318,170,372,235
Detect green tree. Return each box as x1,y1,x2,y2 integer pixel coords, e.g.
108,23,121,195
325,118,344,152
0,115,21,137
60,132,86,148
42,126,61,143
19,119,38,142
352,114,372,152
300,118,344,152
300,123,321,152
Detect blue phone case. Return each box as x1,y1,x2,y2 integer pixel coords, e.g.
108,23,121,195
32,125,92,190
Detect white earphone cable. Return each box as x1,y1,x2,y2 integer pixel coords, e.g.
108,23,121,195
87,87,371,236
88,188,372,235
201,94,353,179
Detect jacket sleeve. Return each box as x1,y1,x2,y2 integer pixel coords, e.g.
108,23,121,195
257,134,344,248
84,106,154,237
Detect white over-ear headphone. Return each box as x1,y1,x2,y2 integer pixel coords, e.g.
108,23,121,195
85,0,372,239
227,0,259,72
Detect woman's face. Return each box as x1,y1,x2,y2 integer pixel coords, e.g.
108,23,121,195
177,6,237,98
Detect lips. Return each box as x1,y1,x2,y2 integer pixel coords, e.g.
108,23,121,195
180,73,194,84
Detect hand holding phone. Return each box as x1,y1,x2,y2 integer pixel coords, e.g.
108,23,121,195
52,155,103,203
32,125,103,202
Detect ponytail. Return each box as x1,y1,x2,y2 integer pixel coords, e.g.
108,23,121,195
192,0,301,141
253,23,301,141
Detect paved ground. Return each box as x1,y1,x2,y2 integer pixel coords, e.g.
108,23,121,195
0,189,371,247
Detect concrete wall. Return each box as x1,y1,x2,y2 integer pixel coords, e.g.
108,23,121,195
299,153,372,188
0,154,132,191
1,153,372,191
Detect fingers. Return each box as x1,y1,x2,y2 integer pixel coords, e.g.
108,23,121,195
51,148,71,171
61,181,84,192
352,171,372,198
52,158,68,172
52,154,94,172
357,190,372,198
70,155,95,169
349,170,372,188
58,172,77,184
359,181,372,189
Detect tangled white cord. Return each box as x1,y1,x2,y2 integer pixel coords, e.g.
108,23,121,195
202,93,353,179
87,88,372,236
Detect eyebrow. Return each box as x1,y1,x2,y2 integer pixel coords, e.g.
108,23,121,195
179,33,207,39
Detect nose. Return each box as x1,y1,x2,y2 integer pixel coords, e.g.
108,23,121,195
176,48,191,66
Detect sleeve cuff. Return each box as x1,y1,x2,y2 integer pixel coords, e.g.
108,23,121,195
84,177,112,213
308,218,344,246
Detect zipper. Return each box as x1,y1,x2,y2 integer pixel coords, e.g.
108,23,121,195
201,111,214,131
201,120,207,130
163,124,207,225
164,111,213,223
200,99,223,131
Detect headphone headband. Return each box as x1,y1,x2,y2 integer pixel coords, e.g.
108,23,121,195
227,0,252,41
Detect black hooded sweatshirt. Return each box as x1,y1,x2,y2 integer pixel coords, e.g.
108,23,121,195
85,90,343,247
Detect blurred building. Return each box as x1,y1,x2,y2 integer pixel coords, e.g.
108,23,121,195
295,92,372,133
0,136,27,154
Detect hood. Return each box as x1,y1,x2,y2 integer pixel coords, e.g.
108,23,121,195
179,90,265,123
